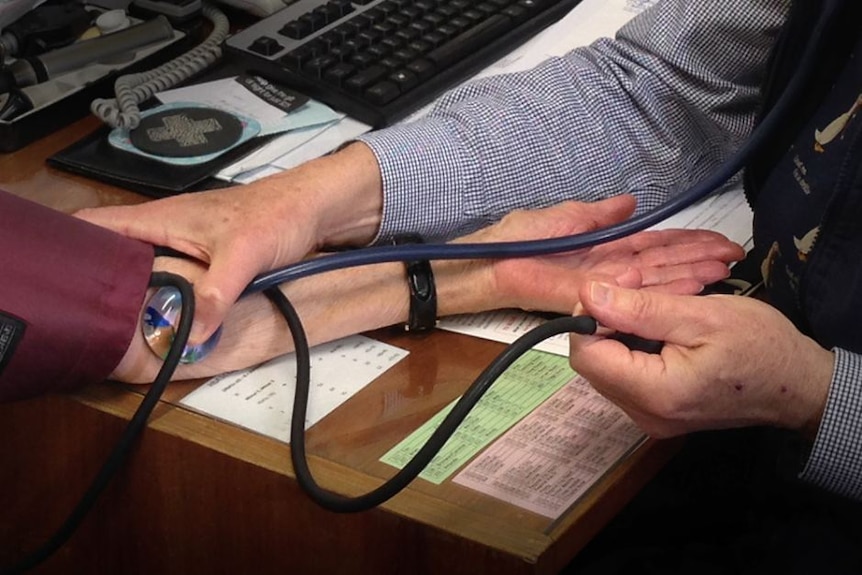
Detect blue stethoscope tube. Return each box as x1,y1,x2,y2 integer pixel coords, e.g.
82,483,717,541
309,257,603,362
244,0,839,296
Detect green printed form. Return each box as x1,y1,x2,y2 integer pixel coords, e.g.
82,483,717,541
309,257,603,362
380,350,575,484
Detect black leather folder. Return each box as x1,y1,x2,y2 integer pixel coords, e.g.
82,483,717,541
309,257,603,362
47,125,271,198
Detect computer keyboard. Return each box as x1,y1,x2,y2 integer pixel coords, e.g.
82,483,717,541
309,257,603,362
224,0,582,127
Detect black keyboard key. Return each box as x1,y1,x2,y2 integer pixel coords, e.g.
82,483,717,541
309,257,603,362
346,35,371,49
329,44,356,60
519,0,554,9
345,65,389,92
422,31,447,48
400,6,422,19
377,1,400,15
436,24,459,38
379,56,402,69
249,36,283,56
364,8,386,23
449,16,472,32
373,21,396,34
392,47,419,63
366,81,400,105
389,69,419,91
303,11,327,31
462,9,486,24
381,36,403,50
329,0,354,16
423,12,446,26
437,4,459,17
395,27,420,42
304,54,338,77
414,0,437,13
407,39,432,54
476,2,499,15
502,4,528,21
350,51,377,68
409,20,433,34
324,62,356,86
280,20,311,39
280,47,313,69
321,3,343,21
427,14,514,69
367,43,391,59
406,58,434,80
386,14,410,26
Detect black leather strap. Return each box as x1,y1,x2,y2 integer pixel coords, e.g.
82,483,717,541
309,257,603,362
393,234,437,332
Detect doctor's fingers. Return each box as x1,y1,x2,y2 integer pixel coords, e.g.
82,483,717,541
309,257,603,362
184,232,291,344
576,281,720,346
76,188,289,259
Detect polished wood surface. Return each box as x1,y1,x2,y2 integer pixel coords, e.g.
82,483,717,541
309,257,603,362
0,117,680,575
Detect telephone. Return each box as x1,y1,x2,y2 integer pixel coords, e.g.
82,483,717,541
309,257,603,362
208,0,292,17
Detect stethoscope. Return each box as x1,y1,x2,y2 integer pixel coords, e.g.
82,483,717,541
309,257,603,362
3,0,841,571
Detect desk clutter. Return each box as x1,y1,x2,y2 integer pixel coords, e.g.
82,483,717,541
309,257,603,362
0,0,195,151
1,0,584,195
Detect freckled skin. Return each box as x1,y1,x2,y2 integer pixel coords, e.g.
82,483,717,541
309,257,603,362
570,287,834,438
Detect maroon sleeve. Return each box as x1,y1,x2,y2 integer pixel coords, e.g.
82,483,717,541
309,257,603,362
0,190,154,402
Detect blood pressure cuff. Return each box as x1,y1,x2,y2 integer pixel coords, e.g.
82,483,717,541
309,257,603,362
0,190,154,402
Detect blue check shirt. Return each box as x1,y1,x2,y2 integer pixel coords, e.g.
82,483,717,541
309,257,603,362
358,0,862,500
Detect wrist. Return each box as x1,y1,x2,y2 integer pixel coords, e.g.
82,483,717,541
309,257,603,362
433,256,497,317
797,345,835,440
312,142,384,248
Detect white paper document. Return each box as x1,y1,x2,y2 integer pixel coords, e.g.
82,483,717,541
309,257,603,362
649,184,754,251
180,335,408,442
440,311,570,357
454,374,645,519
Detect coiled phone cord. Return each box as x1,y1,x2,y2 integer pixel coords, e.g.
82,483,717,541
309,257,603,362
90,3,229,129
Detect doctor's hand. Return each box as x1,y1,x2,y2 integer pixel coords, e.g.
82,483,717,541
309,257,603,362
569,283,835,439
459,196,746,314
76,143,384,345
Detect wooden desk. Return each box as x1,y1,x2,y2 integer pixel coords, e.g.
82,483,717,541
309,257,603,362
0,117,679,575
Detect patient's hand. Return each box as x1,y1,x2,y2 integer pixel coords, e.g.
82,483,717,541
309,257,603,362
452,196,745,314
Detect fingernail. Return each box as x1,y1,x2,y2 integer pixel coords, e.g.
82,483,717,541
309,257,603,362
590,281,613,306
189,323,209,345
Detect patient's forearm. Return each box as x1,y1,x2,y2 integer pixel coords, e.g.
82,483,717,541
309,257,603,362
113,254,490,383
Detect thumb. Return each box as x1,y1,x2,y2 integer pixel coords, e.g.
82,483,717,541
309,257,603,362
578,281,694,343
187,256,265,345
569,194,637,234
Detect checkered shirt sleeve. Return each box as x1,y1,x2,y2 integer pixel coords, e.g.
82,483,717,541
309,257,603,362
800,348,862,500
358,0,788,242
